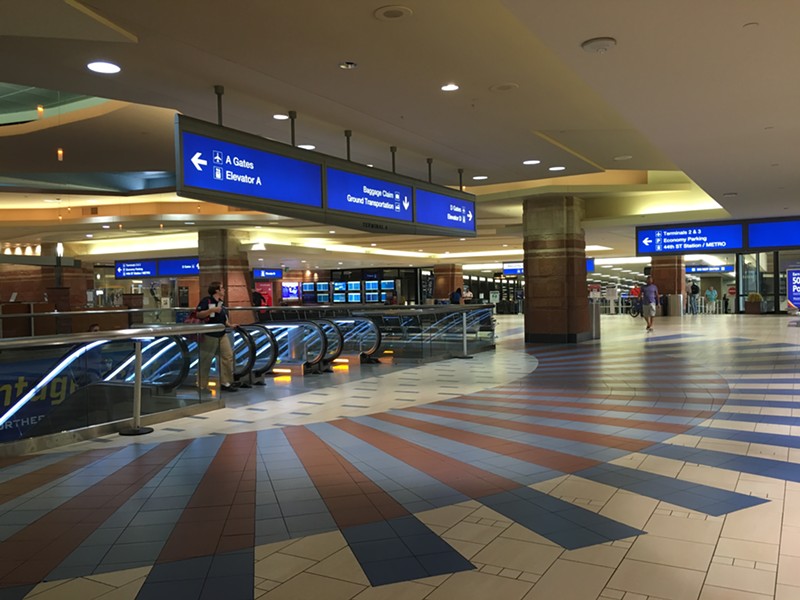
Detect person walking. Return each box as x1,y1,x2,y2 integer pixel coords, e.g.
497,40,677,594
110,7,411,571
195,281,237,393
705,285,718,314
689,281,700,315
642,276,659,332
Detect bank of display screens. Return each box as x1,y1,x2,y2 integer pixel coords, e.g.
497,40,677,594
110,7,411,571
316,282,329,292
347,292,362,303
365,280,379,291
333,281,347,292
347,281,361,291
302,292,316,303
365,292,380,303
333,293,346,303
301,282,315,292
317,293,329,303
380,280,395,290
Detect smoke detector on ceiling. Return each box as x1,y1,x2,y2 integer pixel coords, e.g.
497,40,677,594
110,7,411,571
581,37,617,54
374,5,413,21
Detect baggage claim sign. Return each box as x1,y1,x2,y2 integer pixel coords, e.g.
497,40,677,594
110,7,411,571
176,115,476,237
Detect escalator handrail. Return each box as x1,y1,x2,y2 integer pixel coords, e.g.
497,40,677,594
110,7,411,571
260,321,327,366
238,324,279,376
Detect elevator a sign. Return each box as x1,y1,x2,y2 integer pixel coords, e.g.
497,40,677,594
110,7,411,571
788,269,800,311
637,224,744,255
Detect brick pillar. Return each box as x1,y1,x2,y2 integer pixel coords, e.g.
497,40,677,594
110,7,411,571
433,264,463,301
523,195,589,343
652,256,685,296
198,230,250,324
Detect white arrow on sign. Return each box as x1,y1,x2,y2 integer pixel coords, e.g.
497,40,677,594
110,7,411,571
642,237,653,246
191,152,207,171
468,210,473,222
402,197,410,210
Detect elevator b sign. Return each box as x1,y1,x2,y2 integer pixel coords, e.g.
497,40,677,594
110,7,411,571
789,269,800,311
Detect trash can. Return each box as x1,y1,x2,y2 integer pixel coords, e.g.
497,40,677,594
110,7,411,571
589,300,601,339
667,294,684,317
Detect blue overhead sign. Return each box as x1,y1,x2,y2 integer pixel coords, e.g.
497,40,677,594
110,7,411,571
586,258,595,272
254,268,283,280
415,189,475,232
503,262,524,276
637,224,744,255
180,131,322,208
158,257,200,276
326,168,412,222
748,219,800,249
115,260,157,279
686,265,734,273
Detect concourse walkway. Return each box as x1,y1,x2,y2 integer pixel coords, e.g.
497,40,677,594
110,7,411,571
1,314,799,599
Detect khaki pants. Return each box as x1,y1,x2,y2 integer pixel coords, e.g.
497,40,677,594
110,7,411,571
197,333,234,388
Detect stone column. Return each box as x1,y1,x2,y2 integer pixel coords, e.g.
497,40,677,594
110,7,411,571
652,256,685,296
433,264,463,301
198,230,250,324
523,195,589,343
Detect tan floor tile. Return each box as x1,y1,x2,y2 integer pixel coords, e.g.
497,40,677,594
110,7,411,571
778,554,800,587
352,581,432,600
715,537,779,563
699,586,772,600
721,500,783,544
550,476,617,503
677,464,740,490
469,506,510,521
84,566,151,588
263,572,365,600
600,491,659,529
425,570,532,600
522,559,613,599
704,563,776,596
416,505,476,529
26,577,115,600
471,537,561,575
255,539,296,560
627,535,714,571
499,523,560,546
529,475,568,494
445,537,486,559
735,478,785,500
94,578,149,600
643,513,723,545
608,559,705,600
255,552,317,582
776,583,800,600
26,580,70,598
280,530,348,561
412,573,451,587
561,543,628,568
307,547,371,586
638,454,684,478
443,521,504,545
781,525,800,557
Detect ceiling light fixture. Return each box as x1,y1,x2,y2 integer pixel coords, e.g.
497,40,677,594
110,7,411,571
523,159,541,165
374,5,413,21
328,230,336,234
101,225,110,229
338,61,358,70
472,175,488,180
613,155,633,161
273,114,289,120
298,144,316,150
580,37,617,54
87,61,121,74
549,166,566,171
441,83,459,92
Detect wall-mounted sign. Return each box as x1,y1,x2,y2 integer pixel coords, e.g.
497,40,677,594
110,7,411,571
748,219,800,249
158,257,200,276
503,262,524,276
115,260,157,279
326,168,412,222
637,223,744,255
254,268,283,280
415,188,475,233
685,265,734,273
788,269,800,310
586,258,595,272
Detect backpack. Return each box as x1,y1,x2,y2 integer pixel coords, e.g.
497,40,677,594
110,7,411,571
184,310,207,342
691,283,699,295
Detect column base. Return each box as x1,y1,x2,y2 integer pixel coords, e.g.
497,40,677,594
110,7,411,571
525,331,593,344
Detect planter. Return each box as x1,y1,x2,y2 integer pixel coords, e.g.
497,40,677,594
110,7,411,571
744,301,762,314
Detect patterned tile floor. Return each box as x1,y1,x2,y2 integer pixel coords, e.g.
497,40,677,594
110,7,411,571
2,313,800,599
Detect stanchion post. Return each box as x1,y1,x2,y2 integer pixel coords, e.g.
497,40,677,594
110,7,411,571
456,311,473,359
120,338,154,436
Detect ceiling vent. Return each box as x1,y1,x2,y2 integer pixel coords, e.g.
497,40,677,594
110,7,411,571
374,5,413,21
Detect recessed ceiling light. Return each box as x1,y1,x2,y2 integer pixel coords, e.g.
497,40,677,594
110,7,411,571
85,234,93,238
371,243,377,247
722,192,738,198
366,163,374,168
613,155,633,161
184,221,195,225
472,175,488,180
87,61,120,74
489,82,519,93
374,5,413,21
338,61,358,70
298,144,315,150
548,166,566,171
338,262,343,265
523,159,541,166
441,83,459,92
502,244,508,247
580,37,617,54
101,225,110,229
273,113,289,120
329,230,336,234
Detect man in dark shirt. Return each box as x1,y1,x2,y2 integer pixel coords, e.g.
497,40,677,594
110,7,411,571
196,281,237,392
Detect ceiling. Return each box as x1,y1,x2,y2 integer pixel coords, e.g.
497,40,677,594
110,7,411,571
0,0,795,276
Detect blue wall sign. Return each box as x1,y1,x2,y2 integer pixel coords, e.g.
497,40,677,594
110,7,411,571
586,258,595,272
415,189,475,232
503,262,524,276
686,265,734,273
788,269,800,310
326,168,412,222
115,260,157,279
748,220,800,249
254,268,283,280
158,257,200,276
637,224,744,255
181,131,322,207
